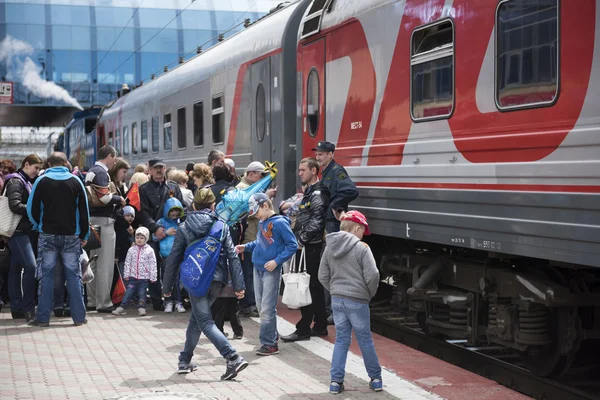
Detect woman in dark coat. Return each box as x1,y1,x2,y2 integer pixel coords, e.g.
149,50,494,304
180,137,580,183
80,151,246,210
5,154,43,321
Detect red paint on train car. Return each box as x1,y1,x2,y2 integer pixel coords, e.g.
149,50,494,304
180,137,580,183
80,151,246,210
325,20,377,166
367,0,446,166
355,181,600,193
447,0,595,163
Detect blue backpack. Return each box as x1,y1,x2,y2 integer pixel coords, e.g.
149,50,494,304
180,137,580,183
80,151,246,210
179,220,225,297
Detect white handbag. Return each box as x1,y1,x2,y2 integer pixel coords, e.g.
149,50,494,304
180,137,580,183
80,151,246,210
0,187,23,238
281,247,312,308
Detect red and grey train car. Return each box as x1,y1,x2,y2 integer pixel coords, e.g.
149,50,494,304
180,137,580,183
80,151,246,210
97,0,600,376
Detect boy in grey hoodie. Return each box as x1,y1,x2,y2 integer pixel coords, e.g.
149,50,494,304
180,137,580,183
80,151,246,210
318,210,382,395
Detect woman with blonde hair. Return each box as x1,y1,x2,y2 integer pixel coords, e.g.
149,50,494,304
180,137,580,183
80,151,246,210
190,163,214,190
134,164,147,174
129,172,149,188
171,170,194,208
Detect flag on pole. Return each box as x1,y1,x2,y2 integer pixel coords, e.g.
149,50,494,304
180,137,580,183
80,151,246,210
127,182,141,210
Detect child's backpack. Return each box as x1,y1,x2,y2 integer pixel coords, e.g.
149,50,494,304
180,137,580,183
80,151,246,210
179,220,225,297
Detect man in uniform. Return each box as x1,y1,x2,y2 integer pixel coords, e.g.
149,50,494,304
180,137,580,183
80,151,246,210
313,141,358,234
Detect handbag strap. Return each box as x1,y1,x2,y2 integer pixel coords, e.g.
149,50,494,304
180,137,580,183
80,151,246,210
294,247,306,274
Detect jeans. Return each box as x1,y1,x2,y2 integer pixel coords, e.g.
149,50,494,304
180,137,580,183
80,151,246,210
7,233,37,313
330,296,381,383
36,234,86,324
87,217,116,310
239,253,255,309
120,278,149,309
53,258,68,311
148,241,165,309
254,266,282,346
180,281,237,364
212,297,243,337
295,243,328,334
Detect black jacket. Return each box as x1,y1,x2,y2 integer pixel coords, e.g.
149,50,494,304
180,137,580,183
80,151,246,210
320,160,359,222
139,178,184,234
5,170,34,233
293,181,330,246
162,210,244,296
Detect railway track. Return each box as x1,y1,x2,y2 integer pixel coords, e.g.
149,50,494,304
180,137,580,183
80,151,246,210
369,301,600,400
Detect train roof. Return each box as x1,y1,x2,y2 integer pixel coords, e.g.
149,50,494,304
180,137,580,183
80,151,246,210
101,0,302,119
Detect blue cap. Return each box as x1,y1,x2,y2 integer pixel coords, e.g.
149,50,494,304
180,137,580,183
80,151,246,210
249,193,269,216
311,141,335,152
122,205,136,217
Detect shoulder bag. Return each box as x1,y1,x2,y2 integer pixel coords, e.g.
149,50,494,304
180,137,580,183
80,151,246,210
282,247,312,308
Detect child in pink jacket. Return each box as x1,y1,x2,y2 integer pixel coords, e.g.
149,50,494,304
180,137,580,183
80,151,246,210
112,227,157,316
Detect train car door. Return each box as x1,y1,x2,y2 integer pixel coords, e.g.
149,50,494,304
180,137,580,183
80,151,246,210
301,38,325,158
251,58,271,164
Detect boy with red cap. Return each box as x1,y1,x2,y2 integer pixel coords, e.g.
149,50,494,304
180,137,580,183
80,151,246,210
318,210,383,395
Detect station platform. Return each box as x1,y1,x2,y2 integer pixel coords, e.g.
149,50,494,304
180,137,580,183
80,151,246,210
0,304,530,400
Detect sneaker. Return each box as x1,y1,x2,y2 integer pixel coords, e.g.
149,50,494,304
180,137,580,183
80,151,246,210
221,356,248,380
233,333,243,340
370,378,383,392
138,308,147,316
177,361,198,374
256,344,279,356
73,319,88,326
27,319,49,327
175,303,186,313
329,382,344,394
112,306,127,315
164,302,174,313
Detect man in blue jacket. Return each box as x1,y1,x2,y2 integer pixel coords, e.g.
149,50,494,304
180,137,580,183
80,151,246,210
26,152,90,327
162,188,248,381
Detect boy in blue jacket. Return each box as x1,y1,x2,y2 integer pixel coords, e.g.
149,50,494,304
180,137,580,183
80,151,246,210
153,196,186,313
235,193,297,356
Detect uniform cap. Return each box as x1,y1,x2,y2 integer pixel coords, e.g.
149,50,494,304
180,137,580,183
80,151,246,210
248,193,269,217
135,227,150,242
311,141,336,152
341,210,370,235
194,187,216,206
246,161,267,174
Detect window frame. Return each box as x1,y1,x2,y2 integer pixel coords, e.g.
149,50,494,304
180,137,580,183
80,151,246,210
163,113,172,152
193,101,204,148
494,0,560,112
211,93,225,145
306,68,320,138
131,122,138,155
409,18,455,123
151,116,159,153
256,83,267,142
122,125,130,156
141,120,148,154
177,106,187,150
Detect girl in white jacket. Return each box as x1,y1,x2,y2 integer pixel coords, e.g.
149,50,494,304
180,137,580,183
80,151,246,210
112,227,157,316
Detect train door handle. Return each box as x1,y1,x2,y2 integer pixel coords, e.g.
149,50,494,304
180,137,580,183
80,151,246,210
304,117,307,133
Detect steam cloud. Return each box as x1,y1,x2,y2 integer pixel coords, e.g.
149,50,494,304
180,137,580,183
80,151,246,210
0,35,83,110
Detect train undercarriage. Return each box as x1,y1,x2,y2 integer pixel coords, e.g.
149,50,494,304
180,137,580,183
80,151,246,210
368,237,600,377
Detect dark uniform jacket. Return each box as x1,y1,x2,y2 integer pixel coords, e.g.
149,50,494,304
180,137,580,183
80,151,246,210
293,181,330,246
320,160,359,222
139,178,184,234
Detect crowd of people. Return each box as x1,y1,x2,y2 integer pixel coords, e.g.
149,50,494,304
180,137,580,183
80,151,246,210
0,142,385,393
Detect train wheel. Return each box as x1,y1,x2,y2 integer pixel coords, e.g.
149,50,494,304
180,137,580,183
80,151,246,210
519,308,578,377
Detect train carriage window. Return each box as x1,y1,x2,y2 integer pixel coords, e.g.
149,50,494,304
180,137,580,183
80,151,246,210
307,69,319,137
177,107,186,149
256,84,266,142
212,94,225,144
131,123,137,155
410,19,454,121
152,117,159,152
108,131,114,147
164,113,172,151
496,0,558,110
114,129,120,154
141,120,148,154
193,101,204,147
123,126,129,156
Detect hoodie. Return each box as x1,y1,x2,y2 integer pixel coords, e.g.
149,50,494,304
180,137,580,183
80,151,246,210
318,231,380,304
162,210,244,296
153,197,184,258
244,214,297,271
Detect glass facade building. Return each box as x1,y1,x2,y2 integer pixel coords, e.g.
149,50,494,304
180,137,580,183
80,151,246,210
0,0,280,111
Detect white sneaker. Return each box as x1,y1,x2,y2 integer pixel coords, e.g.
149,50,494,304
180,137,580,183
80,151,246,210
112,306,126,315
138,308,147,316
175,303,186,313
164,302,174,313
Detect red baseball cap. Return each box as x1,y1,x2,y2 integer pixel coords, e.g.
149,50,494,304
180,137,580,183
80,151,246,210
341,210,370,235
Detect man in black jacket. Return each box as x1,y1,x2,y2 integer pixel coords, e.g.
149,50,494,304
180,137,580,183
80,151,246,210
139,157,184,310
26,152,90,327
282,157,330,342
